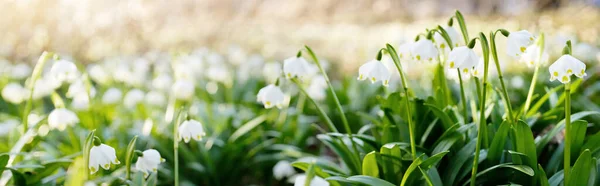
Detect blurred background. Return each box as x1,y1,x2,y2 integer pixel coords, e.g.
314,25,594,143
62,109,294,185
0,0,599,74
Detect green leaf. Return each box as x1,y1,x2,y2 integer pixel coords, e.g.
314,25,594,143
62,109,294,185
362,151,379,177
317,134,361,175
566,149,593,186
125,135,138,180
538,164,550,186
536,111,600,154
30,159,73,182
82,129,95,178
292,158,346,177
488,120,510,163
582,131,600,155
570,120,588,159
420,151,449,170
9,168,26,185
424,103,455,129
347,175,395,186
401,155,423,186
443,139,476,186
0,154,8,174
380,143,403,184
228,115,267,142
463,164,534,185
548,170,564,186
513,120,538,184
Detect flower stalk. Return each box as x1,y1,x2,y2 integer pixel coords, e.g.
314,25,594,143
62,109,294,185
384,44,417,159
470,33,490,186
436,26,468,124
562,40,573,183
490,29,516,123
523,33,545,117
23,51,54,133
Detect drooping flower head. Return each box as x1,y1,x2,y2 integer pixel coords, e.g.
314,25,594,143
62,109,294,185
1,83,29,104
447,46,480,75
124,89,145,108
135,149,165,175
410,39,438,62
50,59,80,84
434,26,461,50
283,56,313,79
549,55,586,84
257,84,285,109
89,139,120,174
397,42,414,60
171,79,195,101
178,119,206,143
507,30,535,58
273,160,296,180
293,174,330,186
48,108,79,131
102,88,122,104
357,59,391,86
519,44,549,68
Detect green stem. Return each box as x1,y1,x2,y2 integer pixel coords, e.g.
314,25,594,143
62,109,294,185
471,33,490,186
23,51,53,133
523,33,545,117
451,11,471,124
291,79,338,133
173,108,185,186
564,82,571,182
436,26,468,124
385,44,417,159
490,31,515,123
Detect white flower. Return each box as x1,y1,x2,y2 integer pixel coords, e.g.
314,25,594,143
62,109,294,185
102,88,122,104
283,56,313,79
434,26,461,49
357,59,391,86
71,93,91,111
256,84,285,109
66,79,96,98
307,75,327,100
135,149,165,175
273,160,296,180
549,55,587,84
32,76,60,99
10,64,31,79
152,74,172,92
124,89,145,108
471,58,484,78
206,65,231,84
48,108,79,131
263,62,282,83
2,83,28,104
89,143,120,174
520,44,549,68
507,30,534,58
50,60,79,84
178,119,206,143
171,80,195,101
145,91,166,106
397,42,413,60
293,174,329,186
411,39,438,62
0,119,19,136
447,46,480,75
88,64,111,85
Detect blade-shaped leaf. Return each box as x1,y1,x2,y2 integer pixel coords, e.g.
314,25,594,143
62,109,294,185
566,149,593,186
348,175,395,186
362,151,379,177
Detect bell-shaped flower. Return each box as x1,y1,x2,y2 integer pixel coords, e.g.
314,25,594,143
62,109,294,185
357,59,391,86
273,160,296,180
135,149,165,175
549,55,587,84
519,45,549,68
10,64,31,80
293,174,329,186
124,89,145,108
283,56,313,79
48,108,79,131
410,39,438,62
507,30,534,57
2,83,29,104
263,62,282,83
471,58,484,78
397,42,413,60
32,76,60,99
178,119,206,143
434,26,461,49
71,93,91,111
171,79,195,101
66,79,96,98
257,84,285,109
152,74,173,92
447,46,480,75
307,75,327,100
145,91,166,106
50,60,80,84
102,88,122,104
88,64,111,85
89,143,120,174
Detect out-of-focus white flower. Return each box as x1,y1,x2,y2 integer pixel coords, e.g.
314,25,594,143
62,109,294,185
411,39,438,62
88,64,111,85
66,79,96,98
48,108,79,131
171,80,195,101
434,26,461,49
206,65,231,84
273,160,296,180
178,119,206,143
398,42,413,60
447,46,479,75
549,55,587,84
10,63,31,79
520,45,549,68
124,89,145,108
2,83,28,104
471,58,484,78
263,62,282,83
257,84,285,109
237,54,265,82
283,56,313,79
307,75,328,100
145,91,166,106
228,45,247,65
511,76,525,88
32,76,60,99
152,74,172,92
135,149,165,175
102,88,122,104
89,143,120,174
357,59,391,86
0,119,19,136
573,43,599,62
293,174,329,186
50,60,79,84
71,93,91,111
507,30,534,58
